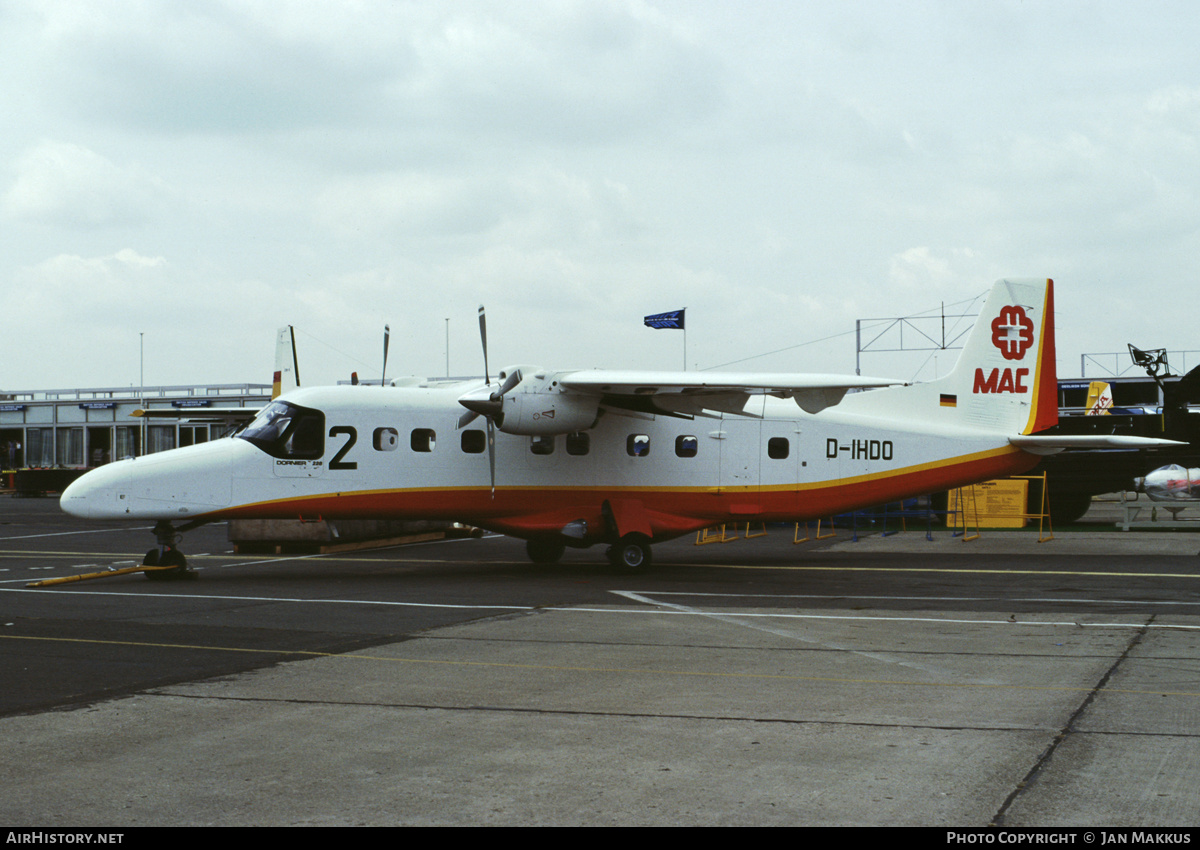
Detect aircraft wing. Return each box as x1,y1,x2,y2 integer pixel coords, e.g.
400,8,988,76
558,371,903,416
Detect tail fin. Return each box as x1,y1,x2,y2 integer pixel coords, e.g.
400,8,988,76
1085,381,1113,415
272,325,301,400
932,278,1057,434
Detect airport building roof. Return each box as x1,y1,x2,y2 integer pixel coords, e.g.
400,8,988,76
1,383,270,470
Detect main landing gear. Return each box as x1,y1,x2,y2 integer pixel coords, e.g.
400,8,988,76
142,520,198,581
524,532,653,573
605,533,652,574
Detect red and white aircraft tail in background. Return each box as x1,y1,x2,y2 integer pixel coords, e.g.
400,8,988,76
60,278,1176,575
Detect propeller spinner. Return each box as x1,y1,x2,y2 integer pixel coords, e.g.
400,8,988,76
456,368,522,429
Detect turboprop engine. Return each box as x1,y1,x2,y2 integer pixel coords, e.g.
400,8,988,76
459,367,601,436
498,370,601,435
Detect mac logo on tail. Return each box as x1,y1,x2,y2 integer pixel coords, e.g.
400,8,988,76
991,306,1034,360
974,304,1035,394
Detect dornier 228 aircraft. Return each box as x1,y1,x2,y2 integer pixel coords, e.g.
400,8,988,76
60,278,1178,578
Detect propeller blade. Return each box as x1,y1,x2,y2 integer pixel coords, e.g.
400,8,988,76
487,418,496,499
494,368,522,399
478,305,489,384
458,409,480,429
382,324,390,385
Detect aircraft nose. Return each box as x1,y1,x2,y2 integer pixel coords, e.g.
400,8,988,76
61,461,133,520
59,439,238,521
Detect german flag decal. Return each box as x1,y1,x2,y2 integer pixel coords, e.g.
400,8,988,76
940,393,957,407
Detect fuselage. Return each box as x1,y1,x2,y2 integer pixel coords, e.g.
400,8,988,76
61,380,1040,543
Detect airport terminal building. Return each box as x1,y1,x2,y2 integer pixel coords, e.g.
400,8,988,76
1,383,270,470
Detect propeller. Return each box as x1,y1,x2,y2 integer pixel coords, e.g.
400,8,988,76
456,305,523,497
456,368,522,428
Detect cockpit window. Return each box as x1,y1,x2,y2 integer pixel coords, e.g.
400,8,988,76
237,400,325,460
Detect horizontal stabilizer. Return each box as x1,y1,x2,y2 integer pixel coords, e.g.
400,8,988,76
1009,434,1187,455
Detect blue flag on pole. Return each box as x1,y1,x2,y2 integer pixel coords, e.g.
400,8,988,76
644,309,685,330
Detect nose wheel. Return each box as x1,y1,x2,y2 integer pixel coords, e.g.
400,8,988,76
143,521,197,581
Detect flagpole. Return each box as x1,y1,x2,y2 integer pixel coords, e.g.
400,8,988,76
642,308,687,369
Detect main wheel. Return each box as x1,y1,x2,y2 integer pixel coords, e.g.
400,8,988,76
1046,489,1093,524
607,534,652,574
526,538,566,564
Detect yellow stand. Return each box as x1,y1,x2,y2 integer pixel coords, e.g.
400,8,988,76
793,519,837,543
952,485,982,541
695,524,740,545
743,521,768,539
1013,473,1054,542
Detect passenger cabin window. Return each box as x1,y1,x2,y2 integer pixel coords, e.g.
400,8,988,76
566,431,590,456
237,400,325,460
373,427,399,451
530,435,554,456
767,437,790,459
461,430,486,454
627,434,650,457
411,428,436,452
675,435,698,458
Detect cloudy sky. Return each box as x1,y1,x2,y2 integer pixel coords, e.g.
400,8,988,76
3,1,1199,392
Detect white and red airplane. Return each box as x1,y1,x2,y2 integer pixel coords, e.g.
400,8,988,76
60,278,1175,577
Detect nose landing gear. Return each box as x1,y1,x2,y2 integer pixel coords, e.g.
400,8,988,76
142,520,198,581
27,519,203,587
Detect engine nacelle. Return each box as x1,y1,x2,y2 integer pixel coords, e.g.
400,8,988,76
496,370,601,436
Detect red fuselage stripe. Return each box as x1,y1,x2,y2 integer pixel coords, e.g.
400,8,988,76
216,447,1038,541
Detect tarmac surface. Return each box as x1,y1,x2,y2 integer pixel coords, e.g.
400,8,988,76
3,494,1200,826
